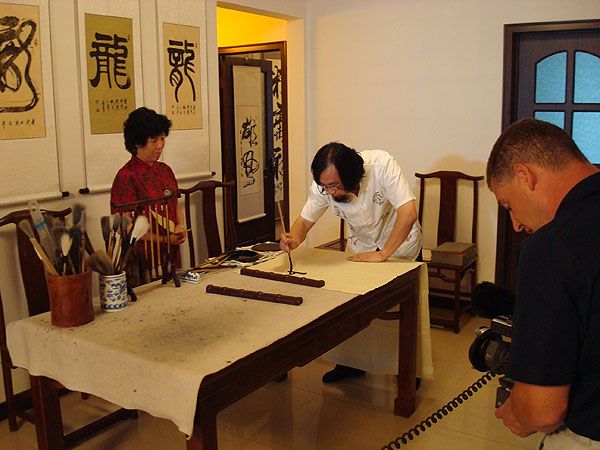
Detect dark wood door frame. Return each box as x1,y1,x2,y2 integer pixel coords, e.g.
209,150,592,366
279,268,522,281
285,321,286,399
219,56,275,246
495,19,600,288
219,41,290,231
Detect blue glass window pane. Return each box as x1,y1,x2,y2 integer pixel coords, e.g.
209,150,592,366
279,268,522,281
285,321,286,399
535,52,567,103
534,111,565,129
574,52,600,104
572,112,600,163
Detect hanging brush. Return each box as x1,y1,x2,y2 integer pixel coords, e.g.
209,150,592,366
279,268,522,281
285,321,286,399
130,215,150,245
18,220,59,276
118,215,150,273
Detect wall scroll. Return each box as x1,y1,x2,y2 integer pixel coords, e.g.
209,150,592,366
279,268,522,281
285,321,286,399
162,22,202,130
0,3,45,139
268,58,284,202
233,64,265,223
85,13,135,134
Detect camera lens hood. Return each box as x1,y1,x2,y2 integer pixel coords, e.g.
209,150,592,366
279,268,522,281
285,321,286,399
469,327,505,373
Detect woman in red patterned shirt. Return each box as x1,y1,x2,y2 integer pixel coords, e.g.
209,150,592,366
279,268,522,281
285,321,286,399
111,107,186,283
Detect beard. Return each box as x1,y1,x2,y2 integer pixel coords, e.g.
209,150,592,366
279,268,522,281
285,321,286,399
332,194,350,203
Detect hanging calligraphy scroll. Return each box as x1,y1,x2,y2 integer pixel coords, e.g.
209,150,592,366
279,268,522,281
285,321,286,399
268,58,284,202
85,13,135,134
233,65,265,223
162,22,203,130
0,3,45,140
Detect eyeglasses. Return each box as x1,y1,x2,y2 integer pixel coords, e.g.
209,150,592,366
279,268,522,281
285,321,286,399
317,182,344,195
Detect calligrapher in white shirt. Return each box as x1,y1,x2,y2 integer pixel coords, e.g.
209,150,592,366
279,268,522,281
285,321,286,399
280,142,422,382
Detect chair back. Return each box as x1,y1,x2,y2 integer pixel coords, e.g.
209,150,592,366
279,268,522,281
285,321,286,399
415,171,483,246
180,180,236,267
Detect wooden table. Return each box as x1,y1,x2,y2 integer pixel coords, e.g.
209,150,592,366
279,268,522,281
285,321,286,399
8,248,427,450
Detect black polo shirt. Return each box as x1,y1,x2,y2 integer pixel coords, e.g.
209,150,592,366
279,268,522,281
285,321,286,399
508,171,600,440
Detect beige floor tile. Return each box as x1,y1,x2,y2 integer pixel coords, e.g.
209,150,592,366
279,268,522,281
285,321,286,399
219,382,318,439
427,369,540,449
251,394,416,450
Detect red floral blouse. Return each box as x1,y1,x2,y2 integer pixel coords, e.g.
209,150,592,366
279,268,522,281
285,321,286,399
110,156,180,223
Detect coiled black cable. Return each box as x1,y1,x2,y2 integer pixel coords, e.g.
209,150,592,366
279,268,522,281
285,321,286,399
381,369,500,449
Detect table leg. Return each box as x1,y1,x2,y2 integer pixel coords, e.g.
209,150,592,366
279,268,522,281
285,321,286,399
394,283,417,417
187,409,218,450
30,375,64,450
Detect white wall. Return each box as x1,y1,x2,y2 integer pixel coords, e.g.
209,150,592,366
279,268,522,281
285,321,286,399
304,0,600,282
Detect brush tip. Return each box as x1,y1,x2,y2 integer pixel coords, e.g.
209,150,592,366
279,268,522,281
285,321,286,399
18,219,34,236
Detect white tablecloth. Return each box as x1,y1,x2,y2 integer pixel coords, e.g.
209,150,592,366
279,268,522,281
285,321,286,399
255,247,434,376
7,247,432,437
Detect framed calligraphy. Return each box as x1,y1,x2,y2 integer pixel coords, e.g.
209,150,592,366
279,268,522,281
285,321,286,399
84,13,135,135
162,22,202,130
0,3,46,140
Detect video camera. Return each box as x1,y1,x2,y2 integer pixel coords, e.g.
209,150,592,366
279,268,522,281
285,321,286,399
468,282,515,407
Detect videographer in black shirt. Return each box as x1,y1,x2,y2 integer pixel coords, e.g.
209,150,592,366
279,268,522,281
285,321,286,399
487,118,600,449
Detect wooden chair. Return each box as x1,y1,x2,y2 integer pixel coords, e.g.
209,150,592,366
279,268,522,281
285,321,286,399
180,180,236,267
416,171,484,333
0,208,135,447
315,218,347,252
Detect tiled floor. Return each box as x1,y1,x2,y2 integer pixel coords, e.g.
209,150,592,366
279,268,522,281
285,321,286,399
0,316,541,449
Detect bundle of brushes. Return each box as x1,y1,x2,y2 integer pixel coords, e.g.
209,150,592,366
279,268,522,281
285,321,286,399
91,213,150,276
19,201,95,277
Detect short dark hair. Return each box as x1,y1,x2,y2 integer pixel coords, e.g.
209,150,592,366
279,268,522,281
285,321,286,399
311,142,365,190
123,107,172,155
487,118,587,187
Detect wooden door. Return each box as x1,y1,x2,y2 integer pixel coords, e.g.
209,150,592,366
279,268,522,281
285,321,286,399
496,20,600,289
220,57,275,246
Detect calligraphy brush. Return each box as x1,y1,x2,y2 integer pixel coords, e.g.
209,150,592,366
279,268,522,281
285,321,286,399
51,226,73,274
86,250,115,276
121,214,133,239
80,210,95,261
72,203,86,272
107,214,122,260
68,226,81,274
18,220,59,276
118,215,150,273
116,214,133,271
276,201,295,275
112,228,122,272
100,216,111,251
